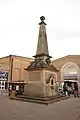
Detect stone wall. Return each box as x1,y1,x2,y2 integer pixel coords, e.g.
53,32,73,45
51,55,80,82
29,71,41,81
11,55,33,82
25,83,44,97
25,70,44,97
43,70,58,97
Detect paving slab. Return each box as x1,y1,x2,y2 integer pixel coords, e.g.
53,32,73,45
0,96,80,120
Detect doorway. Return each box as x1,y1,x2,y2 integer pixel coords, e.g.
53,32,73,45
0,81,5,90
0,81,8,96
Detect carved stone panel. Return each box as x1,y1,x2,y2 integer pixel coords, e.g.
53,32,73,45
29,71,41,81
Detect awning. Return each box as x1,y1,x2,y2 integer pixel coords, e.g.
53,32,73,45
8,81,26,83
64,80,78,82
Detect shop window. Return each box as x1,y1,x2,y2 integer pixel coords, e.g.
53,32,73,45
12,85,16,90
2,82,4,85
2,87,4,89
5,82,8,89
10,85,12,90
16,85,19,91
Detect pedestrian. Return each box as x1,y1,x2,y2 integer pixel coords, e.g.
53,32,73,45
71,83,75,94
67,86,71,96
73,82,79,97
63,83,69,96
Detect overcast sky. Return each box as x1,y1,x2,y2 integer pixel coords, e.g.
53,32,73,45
0,0,80,60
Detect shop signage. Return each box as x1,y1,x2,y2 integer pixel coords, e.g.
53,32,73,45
0,71,8,81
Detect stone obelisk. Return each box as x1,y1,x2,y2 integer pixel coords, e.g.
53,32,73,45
25,16,58,97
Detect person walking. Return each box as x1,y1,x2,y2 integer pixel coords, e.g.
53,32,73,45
73,82,79,97
63,83,69,96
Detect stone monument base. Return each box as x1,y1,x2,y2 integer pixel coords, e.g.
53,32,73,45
24,83,45,97
13,94,69,105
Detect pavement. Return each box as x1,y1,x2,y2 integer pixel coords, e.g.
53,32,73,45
0,96,80,120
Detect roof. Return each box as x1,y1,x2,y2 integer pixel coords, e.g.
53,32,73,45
52,55,80,63
9,54,34,60
0,54,34,60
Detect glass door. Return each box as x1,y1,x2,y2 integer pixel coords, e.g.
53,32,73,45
0,81,5,90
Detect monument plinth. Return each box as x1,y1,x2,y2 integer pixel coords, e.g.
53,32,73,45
25,16,59,97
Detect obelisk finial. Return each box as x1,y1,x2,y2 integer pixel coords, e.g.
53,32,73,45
40,16,45,21
39,16,46,25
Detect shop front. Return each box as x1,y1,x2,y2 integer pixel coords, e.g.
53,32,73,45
9,81,26,96
0,71,8,96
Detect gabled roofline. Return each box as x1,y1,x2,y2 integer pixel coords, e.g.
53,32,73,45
9,54,34,60
0,54,34,60
52,55,80,62
0,55,10,60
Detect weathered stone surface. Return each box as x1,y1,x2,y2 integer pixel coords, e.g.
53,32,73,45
26,17,58,98
36,16,49,56
27,17,57,71
29,71,41,81
25,83,44,97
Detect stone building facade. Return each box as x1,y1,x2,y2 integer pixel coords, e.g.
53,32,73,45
0,54,80,95
52,55,80,84
0,55,33,95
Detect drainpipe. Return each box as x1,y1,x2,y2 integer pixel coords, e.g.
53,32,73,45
9,55,13,82
11,58,13,82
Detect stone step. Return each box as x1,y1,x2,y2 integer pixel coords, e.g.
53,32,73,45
16,95,64,101
10,96,69,105
48,96,69,104
12,97,49,105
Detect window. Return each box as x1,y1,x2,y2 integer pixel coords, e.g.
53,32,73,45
5,82,8,89
2,87,4,89
10,85,12,90
16,85,19,91
2,82,4,85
